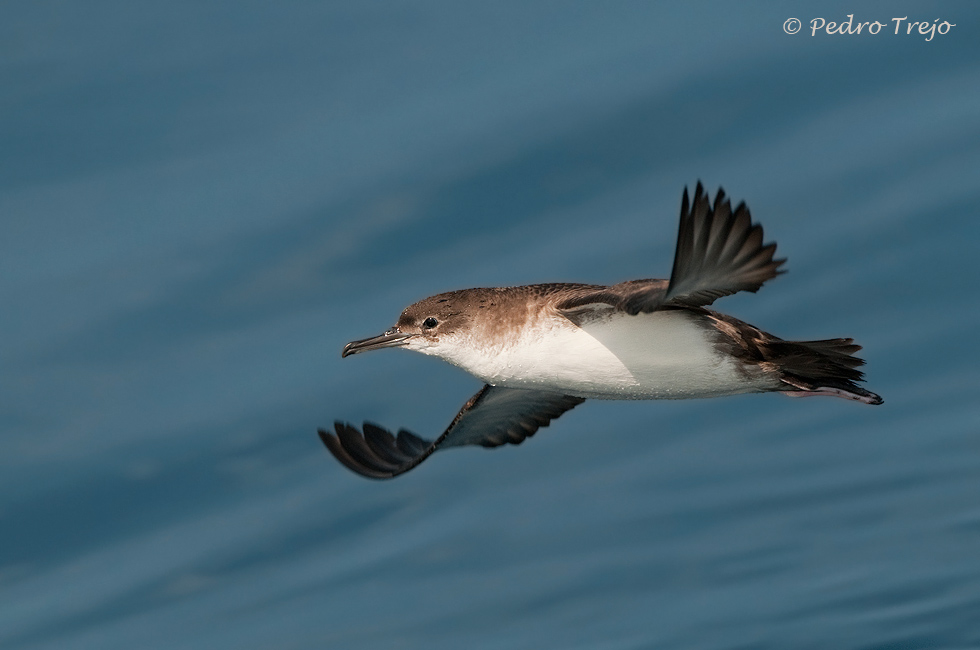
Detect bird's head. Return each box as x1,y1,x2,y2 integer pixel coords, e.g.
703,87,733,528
341,290,476,358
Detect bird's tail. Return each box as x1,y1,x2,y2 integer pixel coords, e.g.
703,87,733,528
773,338,883,405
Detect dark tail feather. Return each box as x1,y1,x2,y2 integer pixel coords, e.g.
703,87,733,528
771,338,883,405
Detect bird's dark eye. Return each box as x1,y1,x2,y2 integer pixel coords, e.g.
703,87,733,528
422,317,438,329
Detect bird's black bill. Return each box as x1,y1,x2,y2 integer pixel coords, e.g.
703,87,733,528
341,329,414,357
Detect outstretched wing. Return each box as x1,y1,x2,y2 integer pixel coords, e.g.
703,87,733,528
557,183,785,319
320,385,586,480
650,182,786,311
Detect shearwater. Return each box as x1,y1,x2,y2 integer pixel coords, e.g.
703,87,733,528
321,183,882,479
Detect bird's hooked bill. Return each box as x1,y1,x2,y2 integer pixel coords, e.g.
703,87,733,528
341,328,414,357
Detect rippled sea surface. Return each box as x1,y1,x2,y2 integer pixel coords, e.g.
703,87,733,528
3,3,980,648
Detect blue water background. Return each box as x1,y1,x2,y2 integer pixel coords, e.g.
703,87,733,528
3,2,980,648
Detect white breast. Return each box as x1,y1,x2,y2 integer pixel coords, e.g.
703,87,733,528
428,310,774,400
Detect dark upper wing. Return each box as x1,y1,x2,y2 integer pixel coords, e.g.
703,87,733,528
651,182,786,311
320,385,585,480
557,183,785,319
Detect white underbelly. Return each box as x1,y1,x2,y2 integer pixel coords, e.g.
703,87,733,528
456,311,772,399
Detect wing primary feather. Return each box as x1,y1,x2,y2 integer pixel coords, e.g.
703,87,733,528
318,429,394,479
705,190,734,266
362,423,414,464
395,430,431,457
336,423,402,473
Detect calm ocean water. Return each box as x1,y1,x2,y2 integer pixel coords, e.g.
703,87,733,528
3,3,980,648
